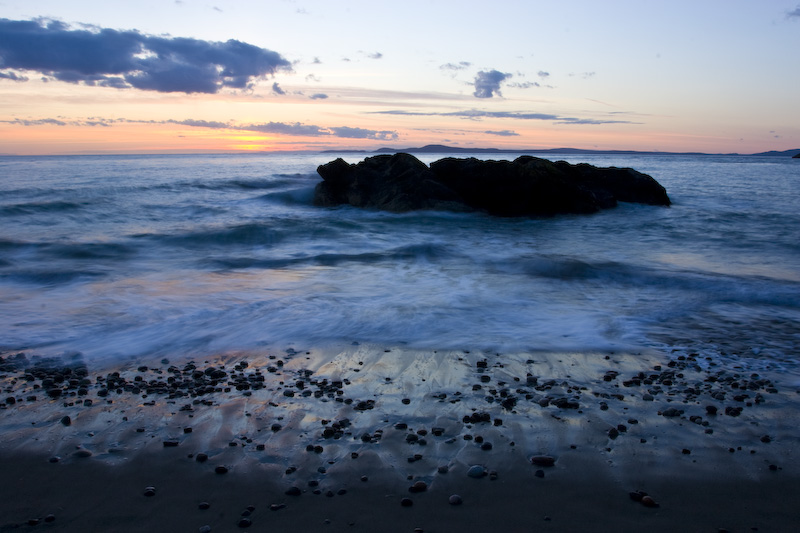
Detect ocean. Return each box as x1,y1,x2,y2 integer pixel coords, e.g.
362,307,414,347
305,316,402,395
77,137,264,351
1,151,799,375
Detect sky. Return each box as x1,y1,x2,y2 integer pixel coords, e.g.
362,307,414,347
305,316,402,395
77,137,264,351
1,0,799,155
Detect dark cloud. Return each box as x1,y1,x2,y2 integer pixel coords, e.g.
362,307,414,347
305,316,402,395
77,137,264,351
4,115,398,139
329,126,397,140
272,82,286,95
309,93,328,99
367,52,383,59
0,18,291,94
0,70,28,81
484,130,519,136
537,71,550,78
472,69,512,98
371,108,636,125
789,5,800,18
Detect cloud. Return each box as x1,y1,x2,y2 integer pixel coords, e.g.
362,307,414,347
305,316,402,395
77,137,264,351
507,81,540,89
472,70,512,98
3,115,398,139
0,18,291,94
0,70,28,81
440,62,471,72
789,5,800,18
367,52,383,59
309,93,328,99
537,71,550,79
484,130,519,136
372,108,637,125
272,82,286,95
329,126,397,140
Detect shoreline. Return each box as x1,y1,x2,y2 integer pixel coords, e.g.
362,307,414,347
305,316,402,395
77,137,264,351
2,345,798,531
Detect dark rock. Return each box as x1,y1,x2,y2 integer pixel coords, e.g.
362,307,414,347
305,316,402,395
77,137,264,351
314,153,670,217
408,481,428,493
400,497,413,507
238,517,252,528
215,465,229,474
60,415,72,426
199,502,211,509
661,407,684,418
449,494,463,505
530,455,556,467
143,486,156,497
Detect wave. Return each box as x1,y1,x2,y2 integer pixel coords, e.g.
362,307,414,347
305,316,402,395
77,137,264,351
0,269,106,285
0,200,87,216
134,222,288,249
514,255,800,308
208,243,452,270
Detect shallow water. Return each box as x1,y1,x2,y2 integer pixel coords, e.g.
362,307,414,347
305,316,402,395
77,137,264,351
1,152,799,370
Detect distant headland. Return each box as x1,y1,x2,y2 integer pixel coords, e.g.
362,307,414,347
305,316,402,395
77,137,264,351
323,144,800,158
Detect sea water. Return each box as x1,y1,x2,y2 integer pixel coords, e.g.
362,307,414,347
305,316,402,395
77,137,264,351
1,152,799,372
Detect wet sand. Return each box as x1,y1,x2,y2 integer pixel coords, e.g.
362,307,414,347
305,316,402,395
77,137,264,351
1,345,798,532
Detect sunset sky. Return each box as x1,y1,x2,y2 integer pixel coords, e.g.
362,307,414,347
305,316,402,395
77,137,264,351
1,0,799,155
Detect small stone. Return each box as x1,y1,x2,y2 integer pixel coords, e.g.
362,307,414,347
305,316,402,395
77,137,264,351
640,495,660,508
400,497,413,507
270,503,286,511
285,486,301,496
705,405,718,415
530,455,556,467
73,448,92,458
198,502,211,509
215,465,229,474
467,465,486,478
682,448,691,455
534,469,545,478
143,486,156,497
199,526,212,533
437,465,449,474
44,515,56,523
163,439,180,447
760,435,772,443
238,517,252,528
408,481,428,493
448,494,463,505
60,415,72,426
195,453,208,462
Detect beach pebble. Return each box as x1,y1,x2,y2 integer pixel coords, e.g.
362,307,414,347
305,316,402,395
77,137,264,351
437,465,449,474
285,486,302,496
73,448,92,458
215,465,229,474
640,495,659,508
195,453,208,462
449,494,463,505
760,435,772,443
467,465,486,478
237,517,252,528
60,415,72,426
198,502,211,509
143,486,156,497
408,481,428,493
44,515,55,523
199,526,211,533
661,407,683,417
530,455,556,467
400,498,413,507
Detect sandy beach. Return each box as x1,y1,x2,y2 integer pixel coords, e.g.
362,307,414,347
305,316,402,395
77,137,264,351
1,345,798,532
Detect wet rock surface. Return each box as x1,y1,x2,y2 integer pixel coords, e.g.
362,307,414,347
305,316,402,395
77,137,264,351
314,153,670,216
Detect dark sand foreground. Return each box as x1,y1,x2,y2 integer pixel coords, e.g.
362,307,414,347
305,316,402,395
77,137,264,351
1,345,798,532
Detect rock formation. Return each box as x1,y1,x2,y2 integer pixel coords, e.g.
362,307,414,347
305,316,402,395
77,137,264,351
314,153,670,216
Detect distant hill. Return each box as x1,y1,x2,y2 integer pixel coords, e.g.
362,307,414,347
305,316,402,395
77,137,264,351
324,144,800,157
